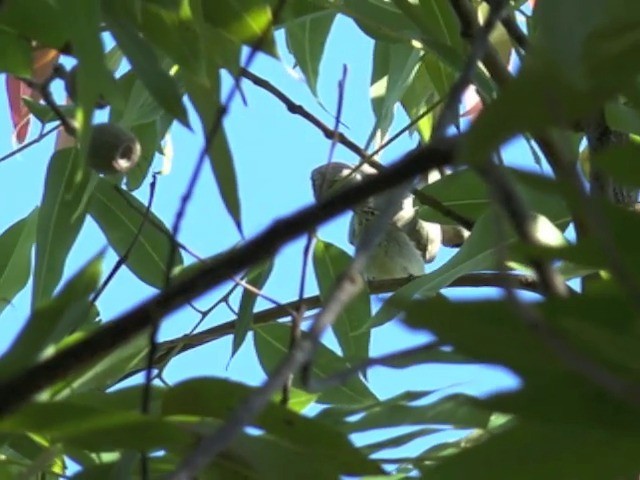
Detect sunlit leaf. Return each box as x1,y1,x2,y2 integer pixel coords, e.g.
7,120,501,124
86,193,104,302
200,0,276,54
103,1,189,126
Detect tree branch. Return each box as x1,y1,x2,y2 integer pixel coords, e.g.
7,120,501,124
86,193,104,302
240,68,474,230
0,135,458,419
132,271,550,372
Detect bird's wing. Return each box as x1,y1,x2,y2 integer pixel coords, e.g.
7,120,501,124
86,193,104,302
403,214,442,264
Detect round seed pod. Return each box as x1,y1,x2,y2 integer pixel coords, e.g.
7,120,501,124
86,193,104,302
87,123,141,174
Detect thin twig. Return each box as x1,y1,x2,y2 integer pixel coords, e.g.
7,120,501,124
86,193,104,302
231,275,285,311
326,65,348,164
0,124,59,163
155,284,241,379
281,234,313,406
463,0,640,306
19,68,77,137
154,9,287,469
449,0,568,298
125,271,554,375
241,68,364,157
91,175,159,304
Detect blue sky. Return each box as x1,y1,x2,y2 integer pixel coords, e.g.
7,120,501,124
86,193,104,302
0,14,521,462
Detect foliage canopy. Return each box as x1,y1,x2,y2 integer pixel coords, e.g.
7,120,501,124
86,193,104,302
1,0,640,478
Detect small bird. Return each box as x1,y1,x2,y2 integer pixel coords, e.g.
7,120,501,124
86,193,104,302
311,161,442,280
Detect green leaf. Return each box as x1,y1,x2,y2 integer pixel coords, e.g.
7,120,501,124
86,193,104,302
233,258,274,356
418,168,571,227
190,0,242,72
285,11,336,95
206,430,381,479
368,209,568,329
162,378,382,476
254,322,377,406
88,177,183,289
111,69,166,127
426,420,640,480
184,71,243,232
337,0,419,43
0,208,37,317
402,297,576,381
313,239,371,364
200,0,276,54
0,0,69,48
33,148,92,307
50,333,149,398
542,295,640,383
414,0,463,52
590,142,640,190
0,252,103,381
315,390,430,424
370,41,422,141
124,117,172,192
137,0,206,81
1,402,193,452
401,294,640,431
605,101,640,135
360,426,441,454
21,98,76,125
61,0,118,145
102,1,189,126
401,60,438,141
462,0,640,167
345,393,492,433
0,29,32,76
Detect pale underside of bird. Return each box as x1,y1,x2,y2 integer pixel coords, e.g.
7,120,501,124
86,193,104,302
311,161,469,280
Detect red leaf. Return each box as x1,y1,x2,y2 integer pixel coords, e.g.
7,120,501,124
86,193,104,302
461,85,482,119
5,48,60,145
6,76,31,144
